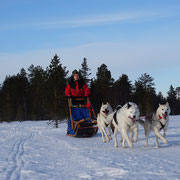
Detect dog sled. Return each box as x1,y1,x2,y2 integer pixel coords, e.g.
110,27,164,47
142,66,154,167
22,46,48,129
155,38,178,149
67,97,98,137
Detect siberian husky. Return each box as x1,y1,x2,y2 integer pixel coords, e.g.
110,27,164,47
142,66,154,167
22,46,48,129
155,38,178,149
138,102,171,148
97,102,113,143
112,102,140,148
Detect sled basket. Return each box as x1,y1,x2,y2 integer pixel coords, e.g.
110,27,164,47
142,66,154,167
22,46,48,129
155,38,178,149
66,97,98,137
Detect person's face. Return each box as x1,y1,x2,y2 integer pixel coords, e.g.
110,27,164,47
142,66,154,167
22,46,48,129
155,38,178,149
73,74,79,81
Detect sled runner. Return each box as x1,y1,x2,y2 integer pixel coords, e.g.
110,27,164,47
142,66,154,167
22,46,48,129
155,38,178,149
67,97,98,137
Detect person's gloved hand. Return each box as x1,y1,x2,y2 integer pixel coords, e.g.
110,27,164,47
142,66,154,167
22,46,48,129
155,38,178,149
67,95,73,99
84,96,87,101
70,95,75,100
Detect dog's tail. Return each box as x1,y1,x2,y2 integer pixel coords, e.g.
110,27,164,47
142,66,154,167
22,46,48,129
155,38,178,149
137,118,145,127
111,105,122,133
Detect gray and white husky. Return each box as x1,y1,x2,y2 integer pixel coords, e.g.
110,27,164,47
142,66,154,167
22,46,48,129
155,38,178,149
97,102,114,143
112,102,140,148
138,102,171,148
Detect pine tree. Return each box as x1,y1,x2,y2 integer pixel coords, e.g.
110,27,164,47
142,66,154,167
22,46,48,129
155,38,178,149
167,85,176,100
16,68,29,121
113,74,132,106
1,76,14,121
46,54,68,127
133,81,146,114
157,91,166,104
175,87,180,114
1,70,29,121
133,73,156,115
137,73,155,92
90,64,114,112
167,85,177,115
176,87,180,100
28,65,47,120
79,58,91,85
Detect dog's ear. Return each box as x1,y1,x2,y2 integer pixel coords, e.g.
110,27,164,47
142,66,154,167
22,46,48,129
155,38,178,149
159,103,161,107
127,103,131,109
102,102,104,106
166,102,169,106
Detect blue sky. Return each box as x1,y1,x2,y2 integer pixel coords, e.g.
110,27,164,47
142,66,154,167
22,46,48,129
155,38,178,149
0,0,180,96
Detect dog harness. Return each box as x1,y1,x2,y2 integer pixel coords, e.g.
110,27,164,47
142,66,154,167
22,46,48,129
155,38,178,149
159,121,166,131
104,122,109,127
113,111,118,125
158,115,166,131
112,105,122,125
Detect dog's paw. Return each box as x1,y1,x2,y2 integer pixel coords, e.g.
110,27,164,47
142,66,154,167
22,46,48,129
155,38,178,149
114,144,118,148
129,144,133,148
108,136,112,140
164,140,168,144
132,139,137,143
144,142,148,147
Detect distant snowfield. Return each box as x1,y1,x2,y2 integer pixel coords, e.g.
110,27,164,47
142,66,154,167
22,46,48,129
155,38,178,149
0,116,180,180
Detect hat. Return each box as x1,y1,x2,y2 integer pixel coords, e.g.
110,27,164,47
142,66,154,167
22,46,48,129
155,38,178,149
72,69,79,75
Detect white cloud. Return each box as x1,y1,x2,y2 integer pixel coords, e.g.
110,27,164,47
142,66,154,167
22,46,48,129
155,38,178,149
0,11,170,30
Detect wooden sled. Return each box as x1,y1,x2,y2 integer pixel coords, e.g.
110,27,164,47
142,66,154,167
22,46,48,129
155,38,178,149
67,97,98,137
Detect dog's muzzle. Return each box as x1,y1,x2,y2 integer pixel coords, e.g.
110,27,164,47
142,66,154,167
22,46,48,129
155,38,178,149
103,109,109,115
162,113,167,119
128,116,136,123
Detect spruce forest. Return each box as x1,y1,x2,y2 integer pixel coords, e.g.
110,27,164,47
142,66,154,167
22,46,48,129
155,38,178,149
0,54,180,122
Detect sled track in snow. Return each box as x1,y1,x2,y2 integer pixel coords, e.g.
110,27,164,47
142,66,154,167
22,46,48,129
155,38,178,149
4,132,34,180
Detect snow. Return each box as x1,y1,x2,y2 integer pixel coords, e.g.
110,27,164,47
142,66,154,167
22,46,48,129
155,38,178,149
0,116,180,180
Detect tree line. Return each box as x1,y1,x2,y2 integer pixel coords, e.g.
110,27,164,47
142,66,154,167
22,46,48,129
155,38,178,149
0,54,180,122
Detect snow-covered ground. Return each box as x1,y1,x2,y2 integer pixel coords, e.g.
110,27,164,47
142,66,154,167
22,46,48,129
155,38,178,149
0,116,180,180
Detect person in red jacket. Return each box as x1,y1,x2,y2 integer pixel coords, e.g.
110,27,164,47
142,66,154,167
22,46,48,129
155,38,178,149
65,70,90,100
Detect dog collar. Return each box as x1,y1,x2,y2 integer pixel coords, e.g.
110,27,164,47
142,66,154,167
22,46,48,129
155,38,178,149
158,115,163,120
158,114,167,120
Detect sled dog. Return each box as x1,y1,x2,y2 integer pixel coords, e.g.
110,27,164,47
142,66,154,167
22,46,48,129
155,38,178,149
97,102,114,143
138,102,171,148
112,102,140,148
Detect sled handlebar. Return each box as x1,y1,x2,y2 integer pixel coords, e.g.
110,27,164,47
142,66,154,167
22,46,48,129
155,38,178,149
68,97,90,107
69,97,89,101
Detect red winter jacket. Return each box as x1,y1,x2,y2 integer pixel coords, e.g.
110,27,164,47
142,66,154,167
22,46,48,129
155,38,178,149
65,78,90,97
